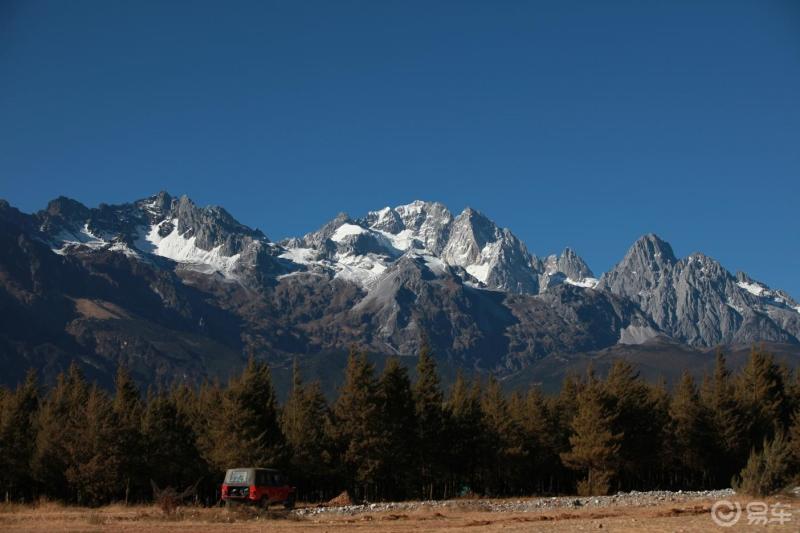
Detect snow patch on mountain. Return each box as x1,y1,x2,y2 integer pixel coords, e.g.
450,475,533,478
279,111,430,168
565,277,599,289
331,223,368,242
52,223,107,251
50,223,142,259
137,220,241,276
279,247,317,265
379,229,417,251
334,253,388,286
466,263,491,284
618,324,660,344
737,280,766,297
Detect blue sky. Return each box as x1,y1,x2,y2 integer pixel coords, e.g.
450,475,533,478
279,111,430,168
1,1,798,295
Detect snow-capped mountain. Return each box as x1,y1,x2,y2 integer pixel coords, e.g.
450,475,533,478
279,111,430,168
0,191,798,390
37,193,602,298
41,192,287,283
440,207,540,293
279,200,596,295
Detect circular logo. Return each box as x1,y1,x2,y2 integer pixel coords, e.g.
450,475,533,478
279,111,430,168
711,500,742,527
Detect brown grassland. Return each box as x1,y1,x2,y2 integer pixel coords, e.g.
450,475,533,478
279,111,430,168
0,497,795,532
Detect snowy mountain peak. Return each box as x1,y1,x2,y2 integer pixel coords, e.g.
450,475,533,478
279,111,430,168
360,200,453,254
441,207,540,293
37,192,280,280
539,247,598,291
283,200,548,294
364,206,404,233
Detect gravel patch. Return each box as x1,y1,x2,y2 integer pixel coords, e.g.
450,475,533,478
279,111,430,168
293,489,736,517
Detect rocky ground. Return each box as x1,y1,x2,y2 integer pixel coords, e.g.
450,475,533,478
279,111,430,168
294,488,737,517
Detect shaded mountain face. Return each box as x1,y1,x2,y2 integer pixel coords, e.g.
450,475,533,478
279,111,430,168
0,193,798,390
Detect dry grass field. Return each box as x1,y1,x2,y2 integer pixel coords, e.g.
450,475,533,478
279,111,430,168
0,497,795,532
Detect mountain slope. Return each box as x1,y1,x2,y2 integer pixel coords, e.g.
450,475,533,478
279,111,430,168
598,234,800,347
0,193,798,390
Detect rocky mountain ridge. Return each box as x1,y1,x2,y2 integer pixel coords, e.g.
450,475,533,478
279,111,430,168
0,191,797,388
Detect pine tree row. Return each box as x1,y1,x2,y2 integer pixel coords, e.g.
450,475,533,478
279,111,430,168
2,345,800,505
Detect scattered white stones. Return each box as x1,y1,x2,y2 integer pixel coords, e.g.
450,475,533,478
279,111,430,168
292,489,736,517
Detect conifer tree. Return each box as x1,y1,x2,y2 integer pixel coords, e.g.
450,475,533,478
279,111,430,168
560,373,622,496
281,359,334,500
210,357,288,471
445,373,485,496
481,376,524,495
700,349,747,484
32,363,89,502
63,386,124,505
112,366,144,503
647,376,673,487
376,357,416,500
0,369,39,501
142,390,204,493
668,372,712,487
330,348,386,500
548,372,583,492
413,341,445,499
604,359,662,489
735,347,789,443
514,386,561,493
171,380,223,502
555,371,583,426
180,380,222,474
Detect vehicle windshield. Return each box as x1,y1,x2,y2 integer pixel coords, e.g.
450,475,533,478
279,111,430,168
225,470,250,484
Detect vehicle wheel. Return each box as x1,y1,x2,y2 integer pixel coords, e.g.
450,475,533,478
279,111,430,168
284,495,295,510
260,497,270,510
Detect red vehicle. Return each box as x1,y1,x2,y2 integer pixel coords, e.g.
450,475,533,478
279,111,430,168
221,467,296,509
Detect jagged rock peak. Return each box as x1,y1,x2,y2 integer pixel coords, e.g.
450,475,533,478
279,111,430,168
442,207,504,266
627,233,677,264
598,232,800,347
365,200,452,228
558,247,595,279
138,190,173,215
538,247,597,292
600,234,676,287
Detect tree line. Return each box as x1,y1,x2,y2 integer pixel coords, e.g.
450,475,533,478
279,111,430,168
2,344,800,505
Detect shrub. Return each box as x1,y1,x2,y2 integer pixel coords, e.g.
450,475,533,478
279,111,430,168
733,433,793,497
576,470,612,496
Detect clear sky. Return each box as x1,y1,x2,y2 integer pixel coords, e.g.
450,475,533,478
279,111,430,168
1,1,798,295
